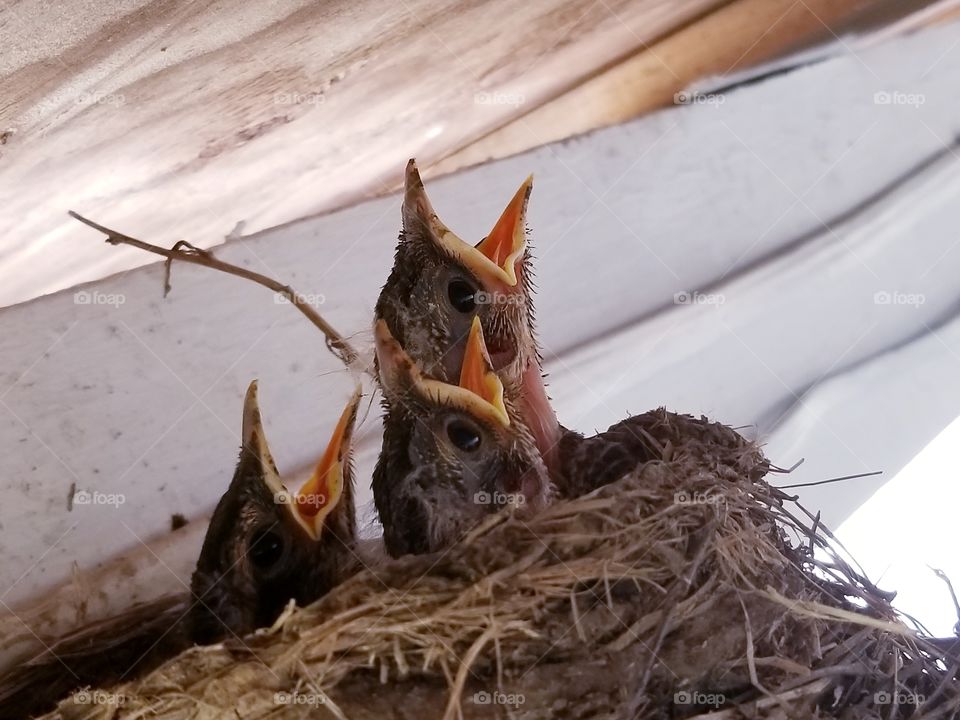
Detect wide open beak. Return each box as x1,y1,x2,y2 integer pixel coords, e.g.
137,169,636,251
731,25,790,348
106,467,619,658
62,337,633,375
289,387,362,540
242,380,286,499
402,160,532,288
374,318,509,428
473,175,532,287
457,317,509,426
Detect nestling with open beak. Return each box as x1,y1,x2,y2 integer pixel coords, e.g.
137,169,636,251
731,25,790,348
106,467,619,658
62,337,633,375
0,385,367,717
375,161,669,500
377,159,535,384
372,317,552,557
188,380,362,644
375,160,565,481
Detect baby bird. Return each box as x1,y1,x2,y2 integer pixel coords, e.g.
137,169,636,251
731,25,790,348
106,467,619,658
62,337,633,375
188,380,362,643
372,317,551,557
377,159,536,385
0,383,366,717
375,160,564,483
374,162,695,501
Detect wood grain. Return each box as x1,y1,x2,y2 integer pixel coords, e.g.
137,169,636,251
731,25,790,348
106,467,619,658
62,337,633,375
431,0,920,174
0,0,724,308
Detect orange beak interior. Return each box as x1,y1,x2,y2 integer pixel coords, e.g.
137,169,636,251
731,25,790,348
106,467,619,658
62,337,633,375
292,389,359,533
475,175,533,284
458,317,509,425
375,317,509,428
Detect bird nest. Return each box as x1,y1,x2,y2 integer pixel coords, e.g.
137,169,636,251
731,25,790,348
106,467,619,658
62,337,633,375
43,411,959,719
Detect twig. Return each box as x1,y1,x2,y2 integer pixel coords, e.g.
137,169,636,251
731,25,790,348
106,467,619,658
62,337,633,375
775,470,882,490
68,210,368,375
808,511,821,555
782,495,888,600
930,567,960,635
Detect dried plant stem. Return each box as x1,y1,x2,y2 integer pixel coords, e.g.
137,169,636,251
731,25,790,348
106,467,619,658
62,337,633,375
68,210,367,374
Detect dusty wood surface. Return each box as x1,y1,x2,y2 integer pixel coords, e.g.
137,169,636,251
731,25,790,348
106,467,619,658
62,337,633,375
434,0,900,173
0,520,204,673
2,0,938,309
0,0,725,308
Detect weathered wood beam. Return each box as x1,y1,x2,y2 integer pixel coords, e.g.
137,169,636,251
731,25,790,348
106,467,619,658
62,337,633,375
0,0,725,307
431,0,931,174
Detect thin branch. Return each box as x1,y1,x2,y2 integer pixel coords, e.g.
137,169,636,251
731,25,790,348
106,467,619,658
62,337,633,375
68,211,368,375
930,566,960,635
775,470,882,490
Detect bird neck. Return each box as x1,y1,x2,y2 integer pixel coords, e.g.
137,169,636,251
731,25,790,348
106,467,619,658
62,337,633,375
517,357,564,484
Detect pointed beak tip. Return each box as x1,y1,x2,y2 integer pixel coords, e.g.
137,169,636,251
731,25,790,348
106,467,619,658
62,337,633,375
511,174,533,206
462,319,488,369
458,319,508,427
373,319,392,349
469,314,483,336
404,159,422,186
242,379,268,448
343,387,363,447
292,390,359,539
328,391,361,464
471,174,534,284
373,320,399,366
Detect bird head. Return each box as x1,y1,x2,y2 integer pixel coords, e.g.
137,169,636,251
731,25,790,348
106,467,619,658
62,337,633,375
375,159,536,389
372,316,551,556
187,381,361,644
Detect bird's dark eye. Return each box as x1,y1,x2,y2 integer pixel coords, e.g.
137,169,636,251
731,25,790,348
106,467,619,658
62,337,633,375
447,420,482,452
447,279,477,314
248,529,284,569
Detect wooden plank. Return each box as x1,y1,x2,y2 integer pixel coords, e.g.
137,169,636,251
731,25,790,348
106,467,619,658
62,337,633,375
547,147,960,506
0,0,724,308
0,521,204,670
430,0,918,174
765,308,960,528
